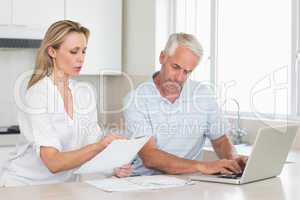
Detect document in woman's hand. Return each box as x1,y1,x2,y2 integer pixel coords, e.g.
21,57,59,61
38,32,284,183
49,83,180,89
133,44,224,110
74,136,150,174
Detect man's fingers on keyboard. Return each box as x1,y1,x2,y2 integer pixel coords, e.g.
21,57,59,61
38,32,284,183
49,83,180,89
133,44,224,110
220,168,233,175
222,160,241,174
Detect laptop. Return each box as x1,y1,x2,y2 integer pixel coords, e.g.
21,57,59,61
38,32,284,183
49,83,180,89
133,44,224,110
190,125,298,184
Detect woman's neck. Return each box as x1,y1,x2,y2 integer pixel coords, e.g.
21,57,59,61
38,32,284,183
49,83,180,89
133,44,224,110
50,69,69,89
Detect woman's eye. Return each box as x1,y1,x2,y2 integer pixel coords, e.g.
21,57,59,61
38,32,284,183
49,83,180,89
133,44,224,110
70,51,77,54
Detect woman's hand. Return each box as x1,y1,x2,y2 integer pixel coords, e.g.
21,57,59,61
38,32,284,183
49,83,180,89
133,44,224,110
113,164,133,178
100,133,126,148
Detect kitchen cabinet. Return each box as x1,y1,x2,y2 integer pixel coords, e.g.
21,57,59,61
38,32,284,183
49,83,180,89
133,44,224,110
0,0,11,25
65,0,122,75
0,0,64,39
0,0,122,75
13,0,64,28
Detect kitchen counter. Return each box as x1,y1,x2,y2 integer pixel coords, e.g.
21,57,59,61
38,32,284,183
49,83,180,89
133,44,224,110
0,162,299,200
0,134,18,146
0,126,19,146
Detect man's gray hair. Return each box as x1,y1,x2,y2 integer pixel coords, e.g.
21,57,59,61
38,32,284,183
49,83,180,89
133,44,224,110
164,33,203,61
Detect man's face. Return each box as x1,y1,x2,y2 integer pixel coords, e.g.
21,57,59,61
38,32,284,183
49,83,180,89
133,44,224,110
159,46,199,96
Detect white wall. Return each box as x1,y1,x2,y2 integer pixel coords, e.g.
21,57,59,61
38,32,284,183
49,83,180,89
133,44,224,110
122,0,156,75
102,0,156,126
0,49,36,126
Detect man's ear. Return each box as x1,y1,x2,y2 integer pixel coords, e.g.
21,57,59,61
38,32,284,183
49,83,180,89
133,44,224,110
47,46,56,59
159,51,167,64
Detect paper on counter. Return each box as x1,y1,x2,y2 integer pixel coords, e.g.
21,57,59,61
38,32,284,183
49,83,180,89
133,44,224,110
74,136,150,174
85,175,193,192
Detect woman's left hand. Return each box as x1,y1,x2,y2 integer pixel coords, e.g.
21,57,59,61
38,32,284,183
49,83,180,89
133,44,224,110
113,164,133,178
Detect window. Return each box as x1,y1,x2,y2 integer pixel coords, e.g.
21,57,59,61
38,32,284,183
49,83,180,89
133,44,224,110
217,0,292,117
156,0,211,82
156,0,299,119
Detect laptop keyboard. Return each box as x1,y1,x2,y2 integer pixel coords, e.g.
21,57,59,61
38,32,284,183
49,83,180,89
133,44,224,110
217,172,243,179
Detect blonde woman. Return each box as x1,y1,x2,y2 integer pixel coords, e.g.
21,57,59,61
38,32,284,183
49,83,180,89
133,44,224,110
0,20,132,187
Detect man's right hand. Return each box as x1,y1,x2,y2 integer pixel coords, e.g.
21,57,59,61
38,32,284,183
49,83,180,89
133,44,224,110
197,159,243,175
100,134,126,148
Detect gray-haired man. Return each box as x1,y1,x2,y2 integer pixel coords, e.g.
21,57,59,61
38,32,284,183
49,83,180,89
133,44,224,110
123,33,247,176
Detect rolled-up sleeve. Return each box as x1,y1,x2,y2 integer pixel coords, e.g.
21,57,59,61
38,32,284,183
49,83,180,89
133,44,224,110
25,91,63,156
30,114,63,155
206,99,230,140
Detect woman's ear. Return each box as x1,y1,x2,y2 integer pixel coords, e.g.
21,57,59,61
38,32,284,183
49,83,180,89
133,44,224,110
47,46,56,59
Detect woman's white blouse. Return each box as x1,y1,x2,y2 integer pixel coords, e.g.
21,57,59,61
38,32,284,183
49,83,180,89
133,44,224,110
0,76,103,186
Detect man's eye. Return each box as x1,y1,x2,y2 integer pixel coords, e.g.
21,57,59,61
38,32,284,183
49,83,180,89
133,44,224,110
186,70,193,75
70,51,77,54
172,64,180,69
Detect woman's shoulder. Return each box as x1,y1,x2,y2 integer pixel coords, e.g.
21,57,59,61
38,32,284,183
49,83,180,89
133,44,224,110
27,77,48,93
25,77,49,106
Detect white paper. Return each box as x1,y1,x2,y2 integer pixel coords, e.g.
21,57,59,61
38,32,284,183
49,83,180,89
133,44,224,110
74,136,150,174
85,175,193,192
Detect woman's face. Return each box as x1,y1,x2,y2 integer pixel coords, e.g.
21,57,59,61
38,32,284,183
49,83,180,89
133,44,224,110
49,32,87,77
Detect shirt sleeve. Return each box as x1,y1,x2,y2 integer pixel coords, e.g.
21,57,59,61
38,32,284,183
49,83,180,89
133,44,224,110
30,114,63,156
25,90,63,156
122,91,154,139
206,98,230,140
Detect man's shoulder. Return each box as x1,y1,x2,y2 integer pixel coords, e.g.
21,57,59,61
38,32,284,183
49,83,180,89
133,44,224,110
185,80,215,96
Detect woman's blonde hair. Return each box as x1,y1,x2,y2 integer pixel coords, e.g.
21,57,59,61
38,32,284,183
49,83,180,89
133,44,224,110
27,20,90,89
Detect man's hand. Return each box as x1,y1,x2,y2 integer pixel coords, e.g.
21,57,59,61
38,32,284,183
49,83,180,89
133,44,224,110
233,155,248,170
114,164,133,178
197,159,243,175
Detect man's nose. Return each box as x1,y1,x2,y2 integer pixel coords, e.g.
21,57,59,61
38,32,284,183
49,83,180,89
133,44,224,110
176,70,187,83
